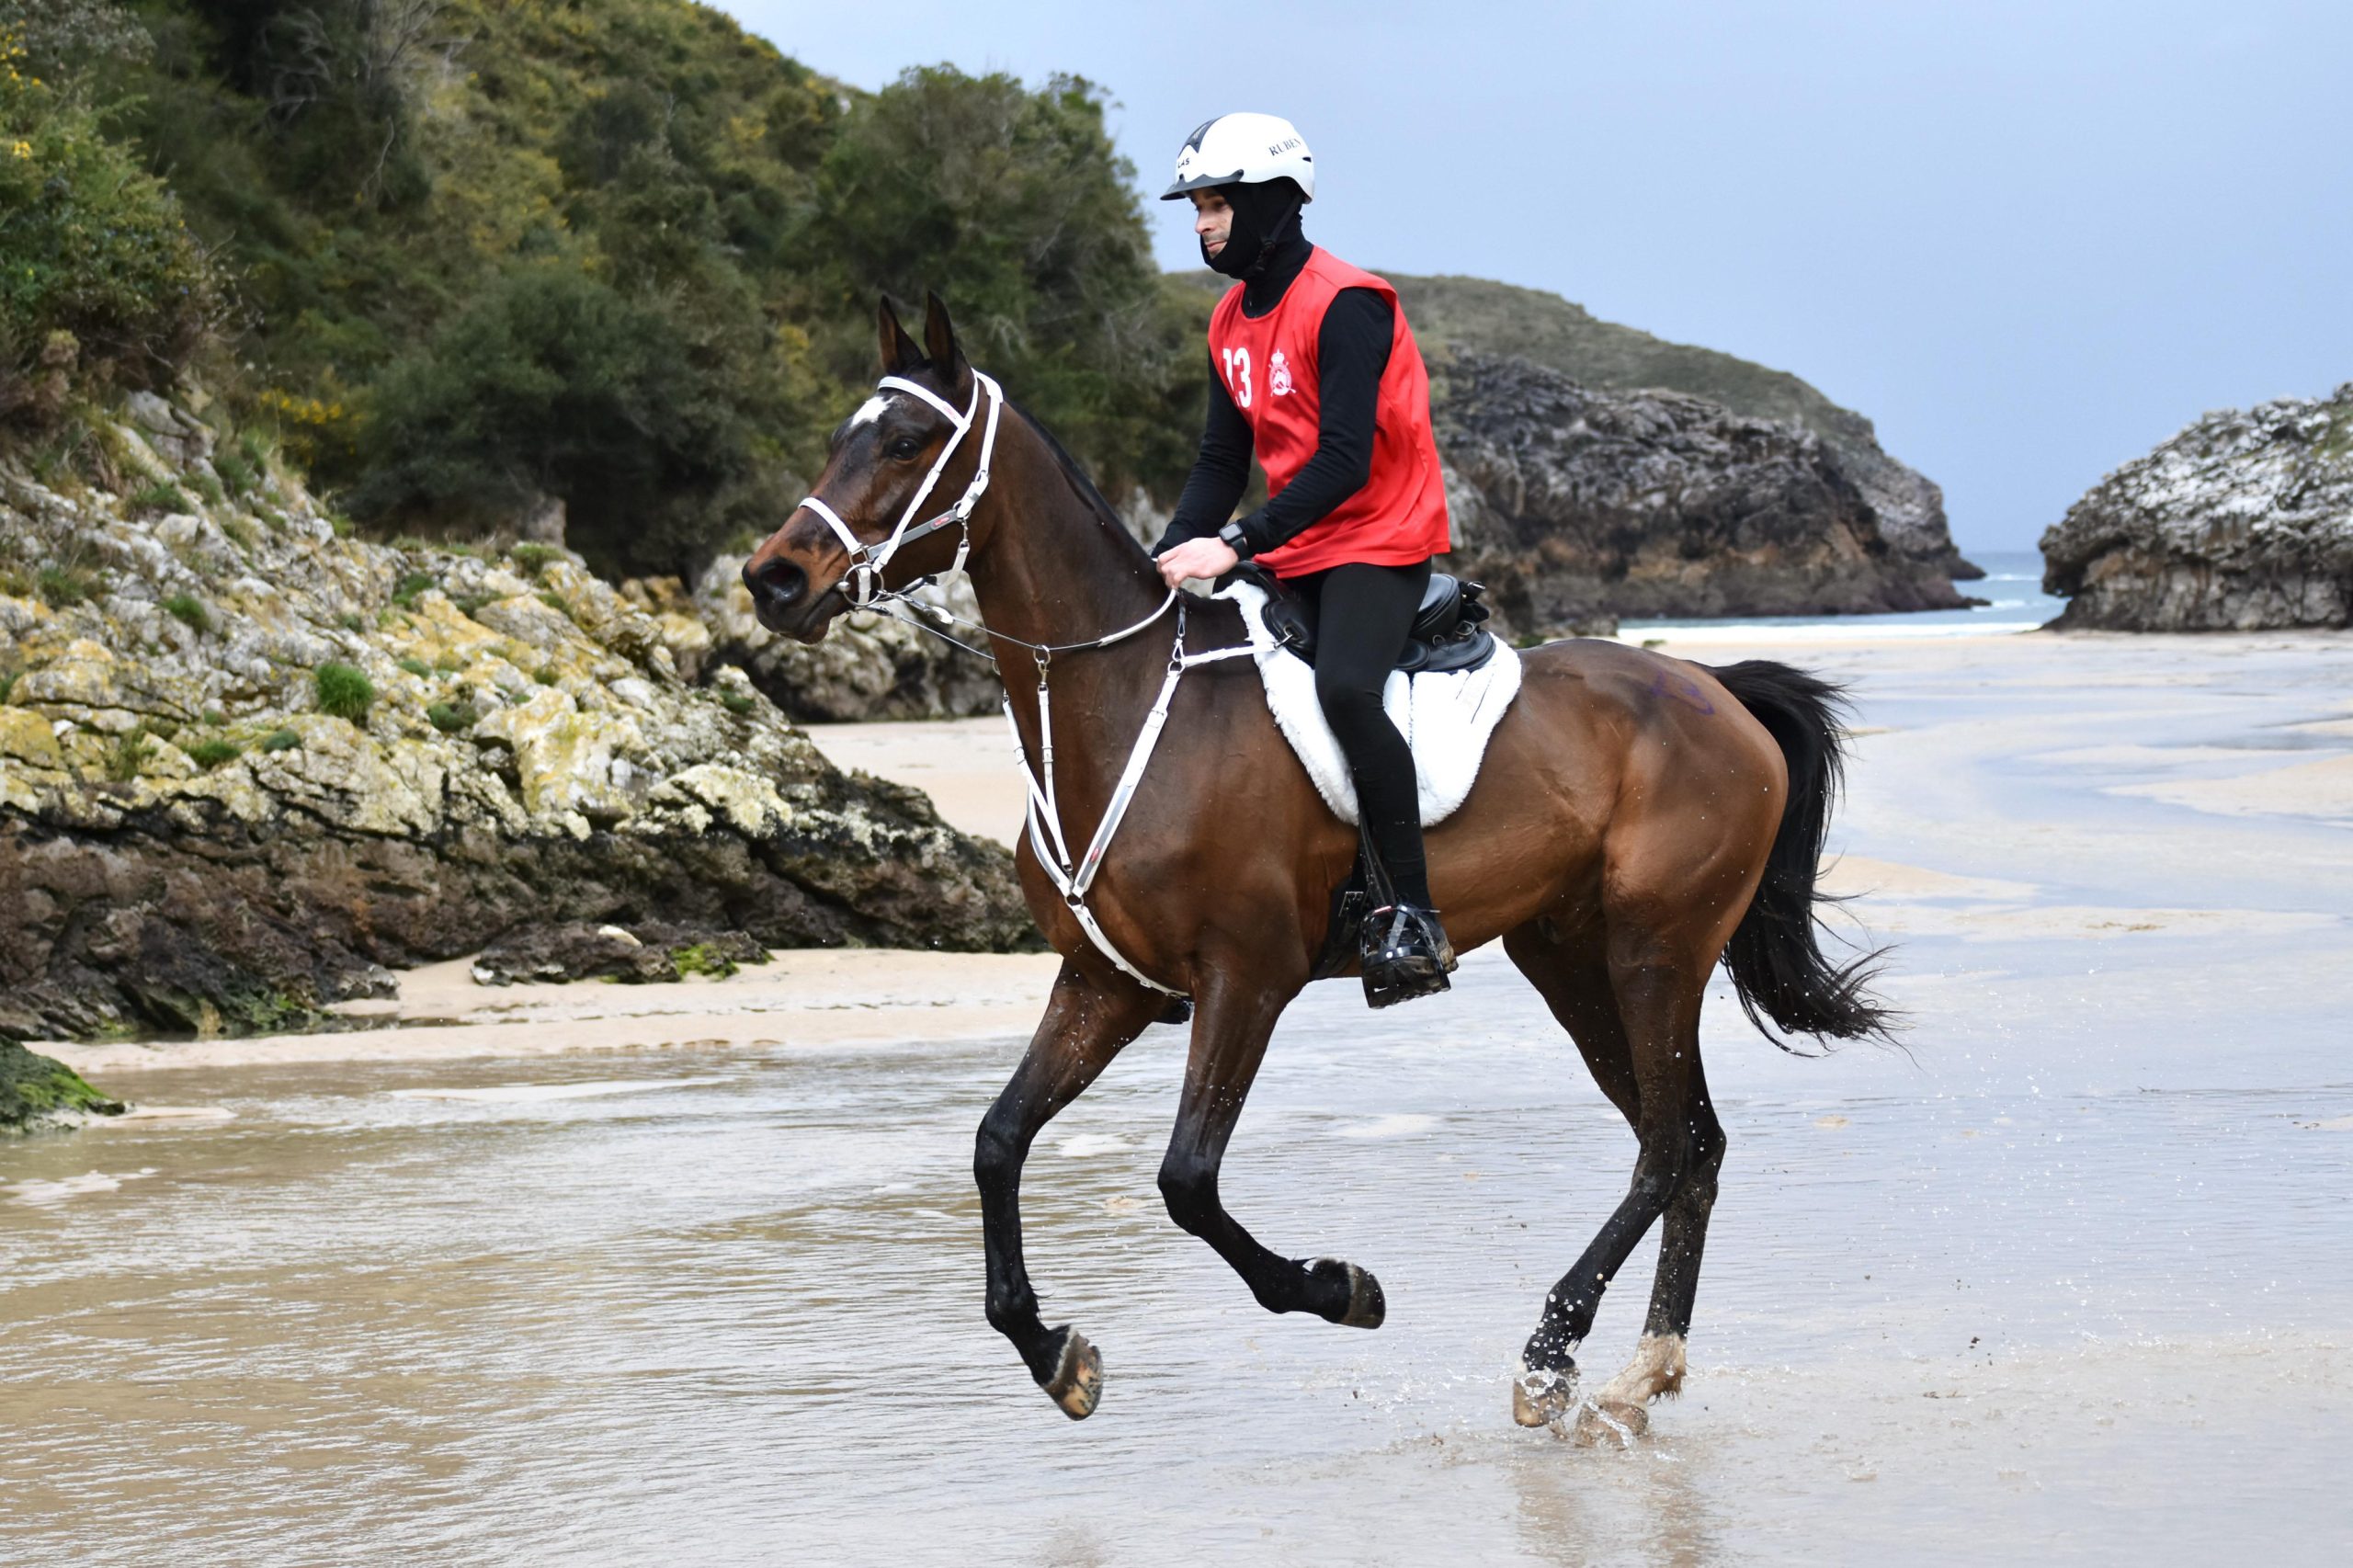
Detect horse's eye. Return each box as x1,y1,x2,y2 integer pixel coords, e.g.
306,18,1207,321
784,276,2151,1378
886,436,922,460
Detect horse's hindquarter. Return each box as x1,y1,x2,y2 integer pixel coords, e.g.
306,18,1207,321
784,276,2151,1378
1429,641,1788,959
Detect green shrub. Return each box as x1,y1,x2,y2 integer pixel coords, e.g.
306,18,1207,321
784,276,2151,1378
163,592,211,633
188,470,225,505
432,651,466,674
0,36,222,418
200,708,226,726
215,451,257,497
336,611,364,631
257,727,301,753
35,563,97,606
313,662,374,722
219,514,258,549
509,542,563,575
532,665,560,687
0,669,17,704
348,264,767,582
718,689,755,715
426,700,476,734
104,727,151,781
395,655,432,678
186,736,242,769
129,482,190,514
391,571,435,608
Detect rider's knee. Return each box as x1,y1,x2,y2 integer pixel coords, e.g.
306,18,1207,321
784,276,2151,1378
1157,1153,1218,1234
1313,665,1383,722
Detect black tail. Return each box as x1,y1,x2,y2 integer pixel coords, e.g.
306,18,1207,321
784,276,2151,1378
1711,660,1899,1051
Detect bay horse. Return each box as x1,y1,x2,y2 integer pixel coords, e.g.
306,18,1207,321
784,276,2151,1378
744,296,1893,1434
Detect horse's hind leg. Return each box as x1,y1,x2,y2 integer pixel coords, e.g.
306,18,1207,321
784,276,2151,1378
974,956,1166,1419
1155,966,1381,1328
1503,915,1720,1437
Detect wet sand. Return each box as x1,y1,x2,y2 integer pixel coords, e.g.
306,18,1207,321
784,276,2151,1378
8,626,2353,1564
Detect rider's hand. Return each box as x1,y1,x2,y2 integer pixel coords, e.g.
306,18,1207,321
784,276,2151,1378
1156,536,1241,590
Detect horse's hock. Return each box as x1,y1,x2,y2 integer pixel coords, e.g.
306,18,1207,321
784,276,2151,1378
0,420,1038,1043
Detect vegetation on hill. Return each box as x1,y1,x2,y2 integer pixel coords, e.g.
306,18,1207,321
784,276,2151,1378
2,0,1203,580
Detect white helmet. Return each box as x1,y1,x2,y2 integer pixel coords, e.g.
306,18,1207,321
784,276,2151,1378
1160,112,1315,204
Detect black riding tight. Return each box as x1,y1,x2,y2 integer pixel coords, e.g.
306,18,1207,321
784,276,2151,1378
1285,558,1435,909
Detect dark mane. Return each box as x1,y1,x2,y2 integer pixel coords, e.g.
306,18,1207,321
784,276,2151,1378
1009,398,1156,562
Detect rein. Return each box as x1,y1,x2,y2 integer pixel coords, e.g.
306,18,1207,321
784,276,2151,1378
800,368,1252,998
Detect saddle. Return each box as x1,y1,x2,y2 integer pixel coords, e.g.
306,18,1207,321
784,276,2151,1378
1233,563,1499,676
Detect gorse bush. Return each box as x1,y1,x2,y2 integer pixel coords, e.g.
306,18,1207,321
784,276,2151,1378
0,19,221,422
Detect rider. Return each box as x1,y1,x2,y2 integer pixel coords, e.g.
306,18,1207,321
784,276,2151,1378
1150,112,1457,1006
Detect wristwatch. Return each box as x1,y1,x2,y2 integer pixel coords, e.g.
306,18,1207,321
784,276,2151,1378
1217,519,1254,558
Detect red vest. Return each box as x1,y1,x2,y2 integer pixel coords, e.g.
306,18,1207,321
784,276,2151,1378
1207,248,1451,576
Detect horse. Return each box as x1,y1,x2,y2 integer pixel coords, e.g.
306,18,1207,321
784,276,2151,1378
744,294,1893,1434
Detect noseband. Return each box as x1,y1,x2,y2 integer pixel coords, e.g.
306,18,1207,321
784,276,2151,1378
796,369,1006,609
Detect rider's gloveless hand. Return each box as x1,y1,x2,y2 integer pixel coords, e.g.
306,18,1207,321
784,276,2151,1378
1156,536,1239,589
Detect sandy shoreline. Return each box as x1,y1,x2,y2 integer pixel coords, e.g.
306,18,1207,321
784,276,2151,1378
37,624,2353,1077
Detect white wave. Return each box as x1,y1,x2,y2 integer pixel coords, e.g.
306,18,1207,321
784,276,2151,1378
1331,1113,1438,1140
1055,1133,1134,1158
7,1168,156,1207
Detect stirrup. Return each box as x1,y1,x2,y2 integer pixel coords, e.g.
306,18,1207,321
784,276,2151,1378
1359,903,1457,1009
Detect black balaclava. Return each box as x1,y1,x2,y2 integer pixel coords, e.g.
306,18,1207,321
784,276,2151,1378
1203,176,1307,282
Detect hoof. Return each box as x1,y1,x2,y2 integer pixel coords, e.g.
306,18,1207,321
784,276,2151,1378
1511,1358,1577,1427
1571,1399,1649,1447
1310,1258,1386,1329
1040,1326,1102,1420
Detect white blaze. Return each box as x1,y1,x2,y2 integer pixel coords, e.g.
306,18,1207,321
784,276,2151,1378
848,394,892,428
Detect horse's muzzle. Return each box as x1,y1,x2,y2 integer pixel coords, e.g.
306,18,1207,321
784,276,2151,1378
744,556,835,641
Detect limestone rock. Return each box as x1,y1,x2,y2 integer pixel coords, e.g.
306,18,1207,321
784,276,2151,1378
691,555,1001,722
1432,352,1973,632
0,399,1037,1043
1383,272,1980,580
2040,384,2353,631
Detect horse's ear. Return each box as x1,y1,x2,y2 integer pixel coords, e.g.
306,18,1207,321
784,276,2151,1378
923,291,971,393
878,295,924,375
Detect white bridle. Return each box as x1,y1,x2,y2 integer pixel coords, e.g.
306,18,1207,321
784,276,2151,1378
795,363,1254,1000
796,369,1006,609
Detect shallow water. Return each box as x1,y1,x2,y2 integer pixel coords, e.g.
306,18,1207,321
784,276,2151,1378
6,631,2353,1565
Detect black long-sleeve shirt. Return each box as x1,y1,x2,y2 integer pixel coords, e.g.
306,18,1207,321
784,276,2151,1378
1154,239,1394,560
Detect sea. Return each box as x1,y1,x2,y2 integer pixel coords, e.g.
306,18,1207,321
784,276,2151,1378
1617,548,2063,644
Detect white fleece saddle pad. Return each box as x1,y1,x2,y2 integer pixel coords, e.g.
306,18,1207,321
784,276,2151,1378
1214,581,1523,828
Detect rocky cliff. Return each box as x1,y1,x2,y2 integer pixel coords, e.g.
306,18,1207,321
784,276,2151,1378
1432,353,1973,631
1389,273,1978,582
2040,384,2353,631
0,396,1034,1043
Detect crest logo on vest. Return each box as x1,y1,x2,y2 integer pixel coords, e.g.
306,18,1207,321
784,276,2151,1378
1268,349,1294,397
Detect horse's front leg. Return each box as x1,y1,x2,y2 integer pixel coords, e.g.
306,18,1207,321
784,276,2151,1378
974,955,1165,1419
1156,967,1385,1329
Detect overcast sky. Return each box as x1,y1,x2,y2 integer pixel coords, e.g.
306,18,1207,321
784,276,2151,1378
725,1,2351,553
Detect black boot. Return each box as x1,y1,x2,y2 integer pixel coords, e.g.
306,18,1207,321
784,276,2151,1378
1359,903,1457,1009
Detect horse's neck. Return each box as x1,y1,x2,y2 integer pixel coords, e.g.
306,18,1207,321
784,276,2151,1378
968,426,1173,791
